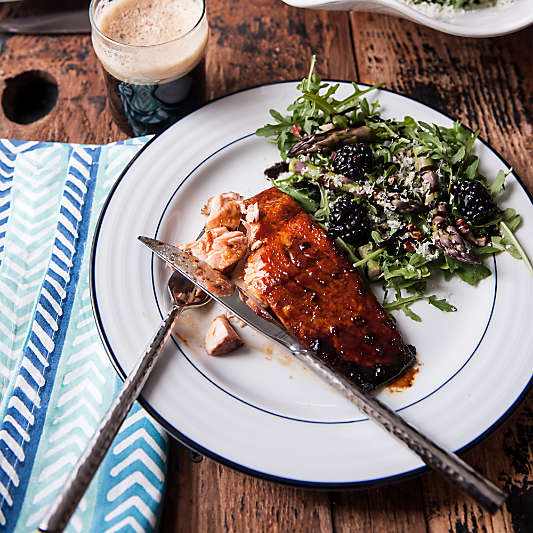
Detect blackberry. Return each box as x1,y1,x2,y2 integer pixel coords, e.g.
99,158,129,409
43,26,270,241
332,143,374,181
452,178,497,224
328,196,371,246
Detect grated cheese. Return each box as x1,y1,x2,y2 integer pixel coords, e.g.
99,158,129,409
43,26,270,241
399,0,514,17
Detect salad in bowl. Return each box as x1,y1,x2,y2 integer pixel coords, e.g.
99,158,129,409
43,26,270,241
281,0,533,37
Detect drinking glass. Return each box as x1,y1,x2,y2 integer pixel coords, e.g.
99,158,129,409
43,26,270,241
90,0,208,136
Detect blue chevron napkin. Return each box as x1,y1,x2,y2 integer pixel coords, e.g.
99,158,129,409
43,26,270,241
0,138,168,533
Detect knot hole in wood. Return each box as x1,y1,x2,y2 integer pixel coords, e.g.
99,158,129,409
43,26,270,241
2,70,58,125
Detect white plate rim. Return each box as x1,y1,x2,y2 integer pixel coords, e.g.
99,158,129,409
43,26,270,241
90,81,533,488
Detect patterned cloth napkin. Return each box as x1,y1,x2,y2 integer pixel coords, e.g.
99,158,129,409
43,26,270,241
0,138,168,533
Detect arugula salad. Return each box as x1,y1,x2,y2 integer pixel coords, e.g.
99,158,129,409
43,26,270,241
256,58,532,321
412,0,497,9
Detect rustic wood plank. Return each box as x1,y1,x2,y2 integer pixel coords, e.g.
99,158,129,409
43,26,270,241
204,0,357,101
161,443,333,533
331,477,429,533
0,1,124,144
0,31,124,144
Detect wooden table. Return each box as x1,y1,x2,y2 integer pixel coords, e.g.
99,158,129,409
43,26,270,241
0,1,531,531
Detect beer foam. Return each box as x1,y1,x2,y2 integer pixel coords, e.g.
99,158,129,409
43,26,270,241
92,0,207,83
97,0,202,46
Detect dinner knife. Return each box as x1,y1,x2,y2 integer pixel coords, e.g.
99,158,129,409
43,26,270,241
138,236,507,513
0,10,90,34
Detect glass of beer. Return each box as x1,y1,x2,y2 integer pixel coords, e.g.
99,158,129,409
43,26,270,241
90,0,208,136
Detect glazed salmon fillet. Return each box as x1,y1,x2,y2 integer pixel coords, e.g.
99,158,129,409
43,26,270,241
243,188,415,391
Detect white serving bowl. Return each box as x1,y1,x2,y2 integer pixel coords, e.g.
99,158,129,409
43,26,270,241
282,0,533,37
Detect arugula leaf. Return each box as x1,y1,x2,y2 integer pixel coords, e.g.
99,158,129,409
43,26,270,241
409,253,427,268
255,121,289,137
464,159,479,180
500,221,533,275
383,290,456,321
402,307,422,322
335,237,359,264
427,296,457,312
490,169,507,196
450,145,466,165
270,176,318,213
313,185,332,222
353,247,384,268
383,292,424,321
455,262,492,285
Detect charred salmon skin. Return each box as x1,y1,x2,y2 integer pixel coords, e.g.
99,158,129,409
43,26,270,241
243,188,415,391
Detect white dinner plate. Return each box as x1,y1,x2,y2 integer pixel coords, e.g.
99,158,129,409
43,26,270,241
91,82,533,487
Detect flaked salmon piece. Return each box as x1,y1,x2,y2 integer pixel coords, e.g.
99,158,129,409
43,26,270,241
243,187,415,392
243,202,259,223
202,192,243,230
205,314,243,356
180,227,248,272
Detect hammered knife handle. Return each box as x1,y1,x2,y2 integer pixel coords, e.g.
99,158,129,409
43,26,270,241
289,347,507,513
138,237,507,511
38,305,182,533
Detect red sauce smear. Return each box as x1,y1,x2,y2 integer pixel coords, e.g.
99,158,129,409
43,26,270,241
387,364,421,393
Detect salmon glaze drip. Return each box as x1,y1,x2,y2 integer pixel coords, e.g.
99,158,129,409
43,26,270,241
243,188,415,391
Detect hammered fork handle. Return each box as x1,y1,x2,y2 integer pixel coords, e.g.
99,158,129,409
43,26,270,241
38,305,182,533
